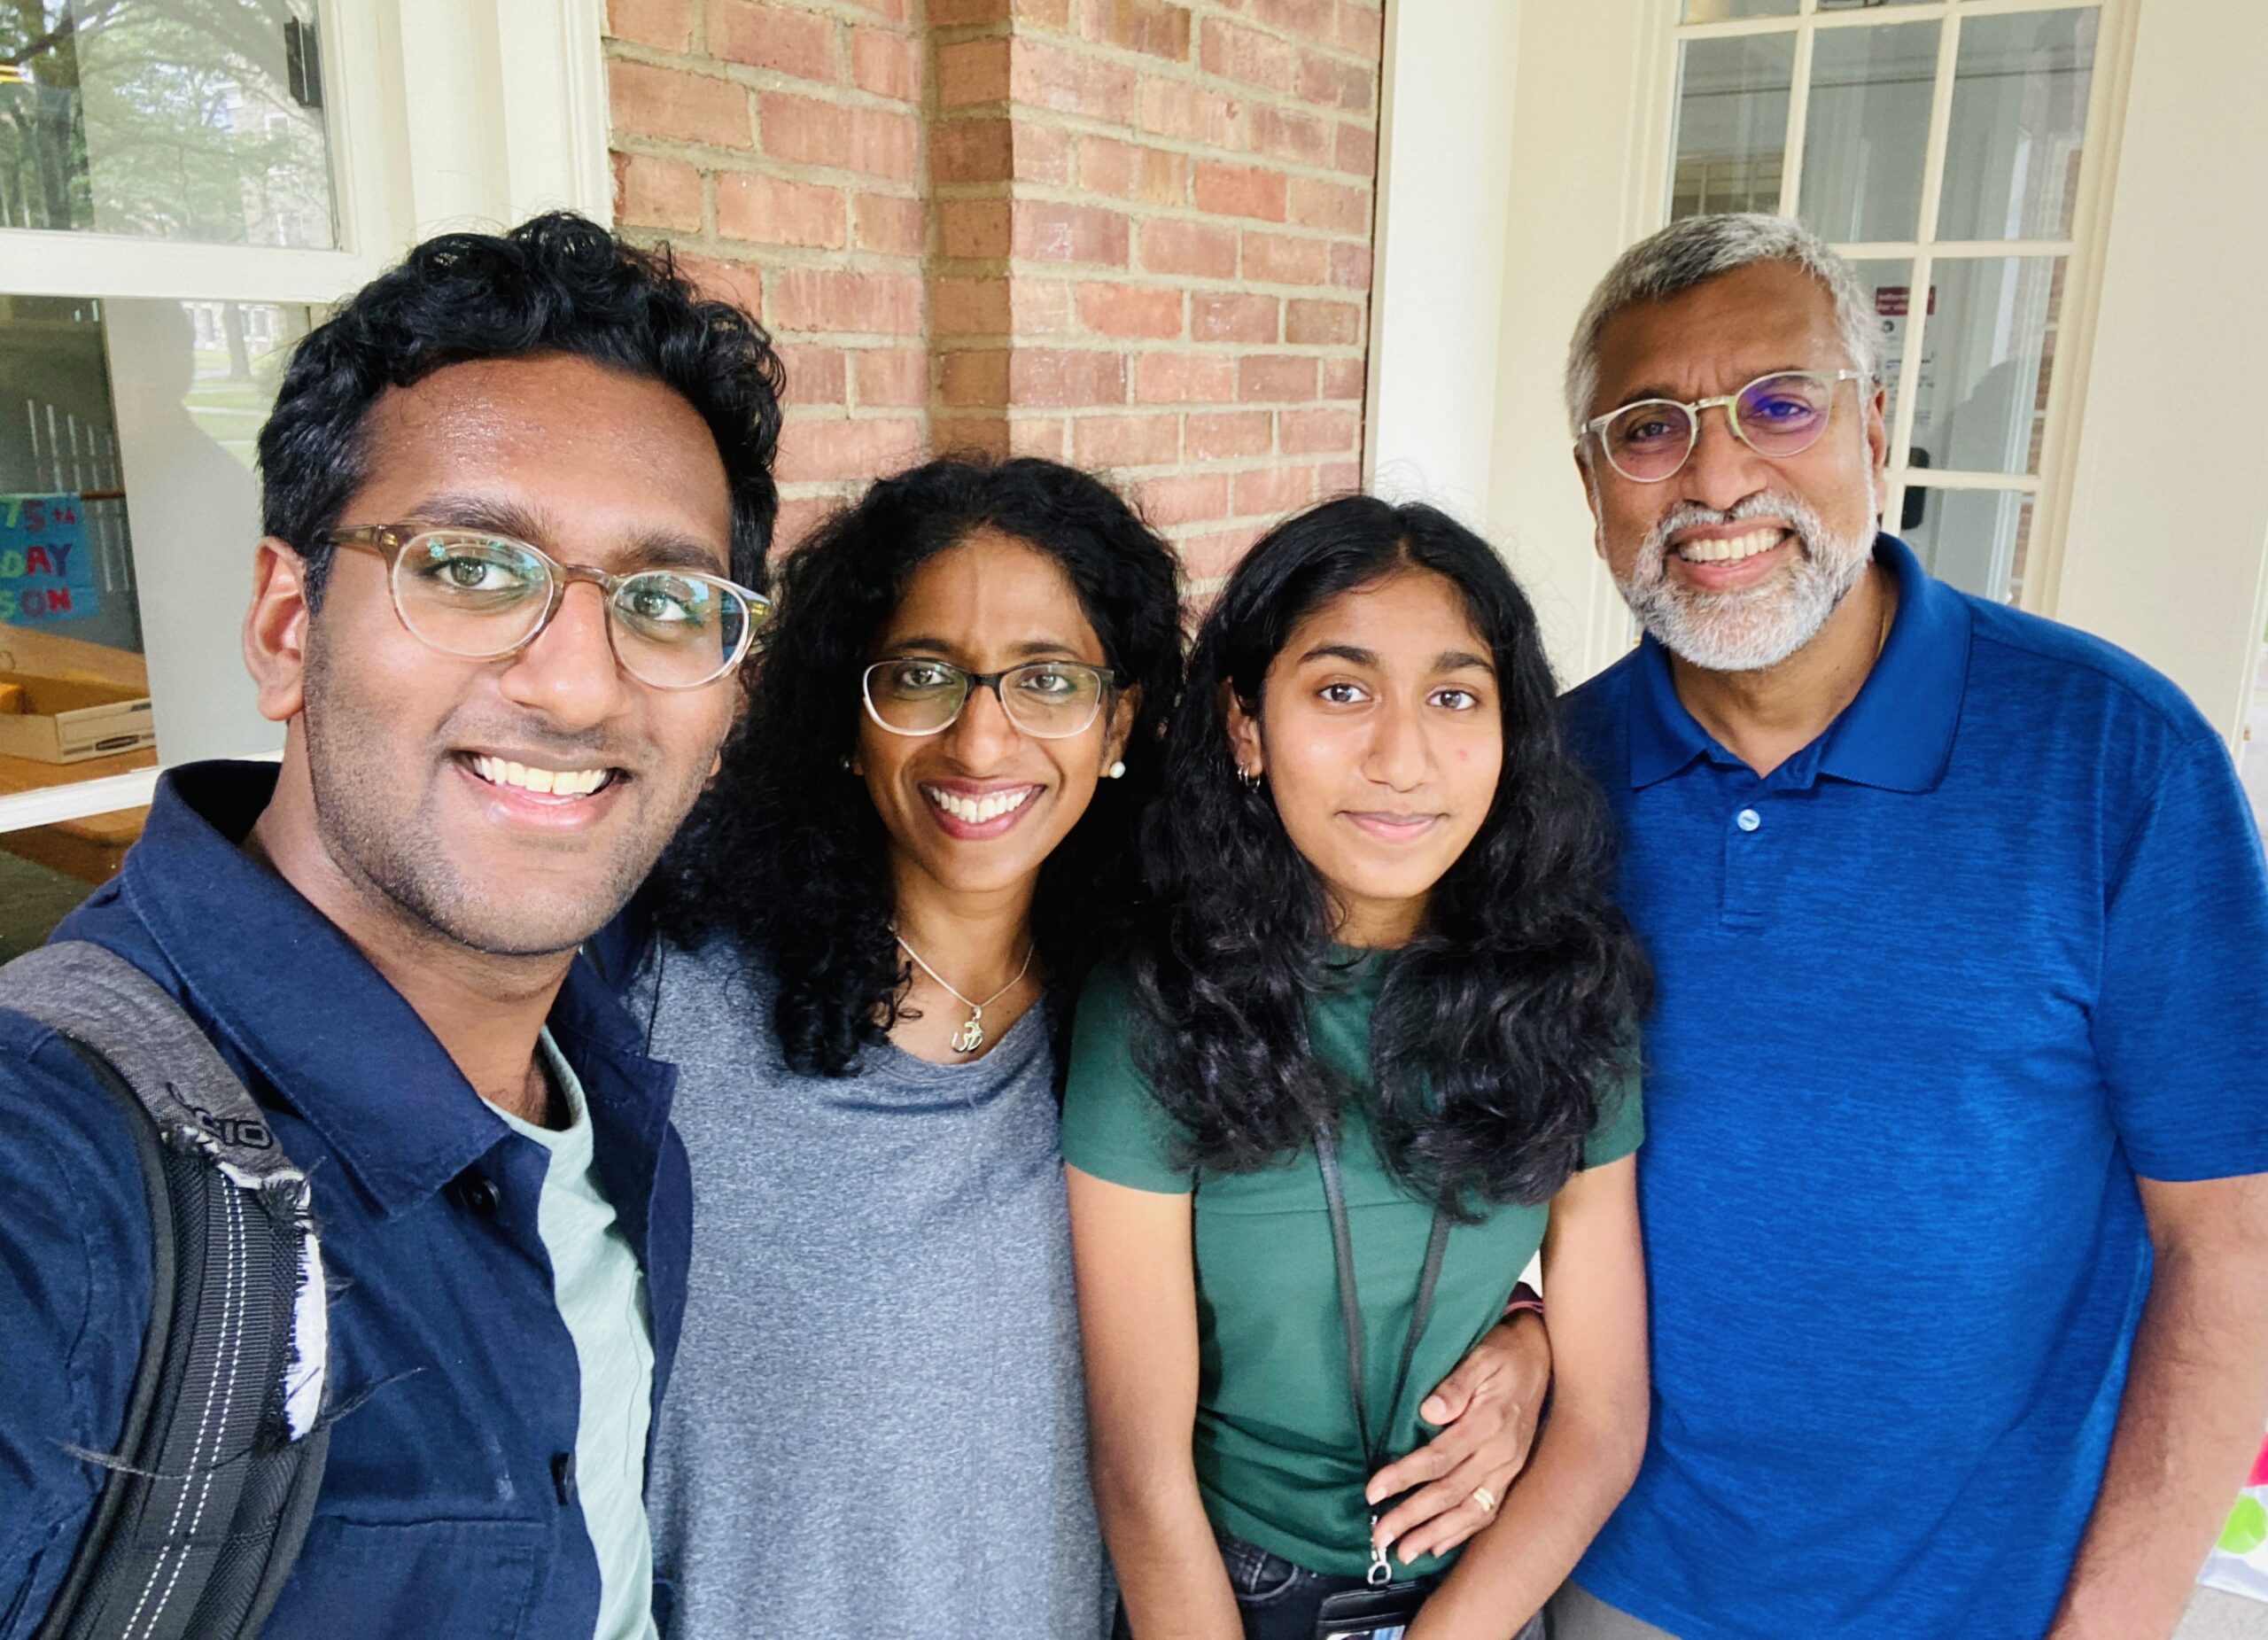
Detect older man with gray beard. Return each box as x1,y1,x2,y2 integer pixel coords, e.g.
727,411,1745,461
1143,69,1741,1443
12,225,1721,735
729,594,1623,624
1550,214,2268,1640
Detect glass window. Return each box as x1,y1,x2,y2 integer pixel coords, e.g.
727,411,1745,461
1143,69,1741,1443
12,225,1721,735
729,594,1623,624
1799,21,1940,243
2,291,304,894
1906,256,2062,478
0,0,336,246
1904,489,2032,606
1682,0,1798,20
1669,34,1797,222
1847,257,1913,442
1938,9,2099,242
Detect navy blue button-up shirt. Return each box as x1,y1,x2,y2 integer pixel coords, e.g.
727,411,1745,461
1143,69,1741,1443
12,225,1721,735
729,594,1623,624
0,763,691,1640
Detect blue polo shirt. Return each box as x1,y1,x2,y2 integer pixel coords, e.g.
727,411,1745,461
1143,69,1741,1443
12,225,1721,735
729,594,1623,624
1563,535,2268,1639
0,763,692,1640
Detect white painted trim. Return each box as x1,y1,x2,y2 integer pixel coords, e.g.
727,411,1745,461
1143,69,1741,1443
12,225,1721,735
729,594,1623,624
1889,467,2043,494
2007,0,2133,621
1836,237,2078,260
1365,0,1525,525
496,0,617,227
1680,0,2101,39
0,771,160,836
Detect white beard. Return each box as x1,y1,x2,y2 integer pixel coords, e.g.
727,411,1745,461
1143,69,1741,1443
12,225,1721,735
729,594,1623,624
1609,490,1876,673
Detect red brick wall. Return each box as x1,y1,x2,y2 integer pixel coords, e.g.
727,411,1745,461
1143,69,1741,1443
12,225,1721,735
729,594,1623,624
605,0,1381,585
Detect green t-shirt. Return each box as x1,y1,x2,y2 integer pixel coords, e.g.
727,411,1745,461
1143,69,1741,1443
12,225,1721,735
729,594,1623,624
1060,953,1642,1580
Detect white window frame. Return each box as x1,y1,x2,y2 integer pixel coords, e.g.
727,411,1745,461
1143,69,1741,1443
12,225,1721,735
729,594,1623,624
1667,0,2137,618
0,0,611,836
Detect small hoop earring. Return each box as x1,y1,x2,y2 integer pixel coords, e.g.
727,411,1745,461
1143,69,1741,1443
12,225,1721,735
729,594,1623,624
1105,760,1126,781
1236,766,1261,792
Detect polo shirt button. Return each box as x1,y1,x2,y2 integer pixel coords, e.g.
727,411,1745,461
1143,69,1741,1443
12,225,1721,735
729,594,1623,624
451,1170,499,1217
552,1451,578,1506
1736,808,1761,833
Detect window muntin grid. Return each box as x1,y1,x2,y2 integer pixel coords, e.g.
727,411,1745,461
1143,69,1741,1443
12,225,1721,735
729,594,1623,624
1669,0,2107,606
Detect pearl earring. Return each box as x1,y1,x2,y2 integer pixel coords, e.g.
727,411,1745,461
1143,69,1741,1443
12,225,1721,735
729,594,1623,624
1106,760,1126,780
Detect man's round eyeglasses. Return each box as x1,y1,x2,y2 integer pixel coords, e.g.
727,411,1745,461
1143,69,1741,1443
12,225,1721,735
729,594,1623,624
1582,369,1866,484
320,525,770,690
861,657,1117,740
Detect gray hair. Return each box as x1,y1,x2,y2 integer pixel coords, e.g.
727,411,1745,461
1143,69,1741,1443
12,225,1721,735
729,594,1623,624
1564,213,1879,439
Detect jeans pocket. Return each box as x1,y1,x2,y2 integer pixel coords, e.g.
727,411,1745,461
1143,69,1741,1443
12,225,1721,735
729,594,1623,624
1216,1532,1308,1607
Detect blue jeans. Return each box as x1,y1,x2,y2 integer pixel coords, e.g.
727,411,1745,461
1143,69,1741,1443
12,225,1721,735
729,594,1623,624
1114,1533,1546,1640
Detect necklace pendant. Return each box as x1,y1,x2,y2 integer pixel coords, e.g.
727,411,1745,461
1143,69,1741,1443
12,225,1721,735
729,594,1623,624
951,1014,986,1054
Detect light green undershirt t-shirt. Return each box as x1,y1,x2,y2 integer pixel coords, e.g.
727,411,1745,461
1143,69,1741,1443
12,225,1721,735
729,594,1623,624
1060,953,1643,1581
494,1031,661,1640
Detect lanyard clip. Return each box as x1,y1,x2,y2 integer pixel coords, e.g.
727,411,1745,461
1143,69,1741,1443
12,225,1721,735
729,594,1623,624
1366,1512,1393,1588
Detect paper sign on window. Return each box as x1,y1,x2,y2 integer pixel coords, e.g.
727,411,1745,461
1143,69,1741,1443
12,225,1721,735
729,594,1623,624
0,494,99,627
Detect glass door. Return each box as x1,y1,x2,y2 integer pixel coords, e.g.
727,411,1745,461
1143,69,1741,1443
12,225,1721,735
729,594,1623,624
1667,0,2112,608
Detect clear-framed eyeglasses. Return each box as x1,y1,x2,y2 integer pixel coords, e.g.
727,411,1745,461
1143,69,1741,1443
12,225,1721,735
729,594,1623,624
1582,369,1866,484
861,657,1117,740
319,525,770,690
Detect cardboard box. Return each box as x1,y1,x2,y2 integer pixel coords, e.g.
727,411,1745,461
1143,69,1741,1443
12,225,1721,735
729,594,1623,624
0,671,156,764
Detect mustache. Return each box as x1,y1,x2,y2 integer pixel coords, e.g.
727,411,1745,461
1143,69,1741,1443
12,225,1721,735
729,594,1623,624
441,719,641,770
1636,492,1828,571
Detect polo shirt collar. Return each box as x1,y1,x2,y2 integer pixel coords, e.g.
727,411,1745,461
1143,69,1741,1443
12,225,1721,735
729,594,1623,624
1623,532,1971,794
116,761,654,1220
1814,533,1971,792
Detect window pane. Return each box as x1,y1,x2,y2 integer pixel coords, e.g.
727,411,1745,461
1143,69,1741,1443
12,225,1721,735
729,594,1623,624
1907,256,2061,478
1938,9,2098,242
0,1,336,246
1848,258,1913,448
1669,35,1796,222
1799,21,1940,243
1901,487,2031,605
1682,0,1798,20
3,292,305,808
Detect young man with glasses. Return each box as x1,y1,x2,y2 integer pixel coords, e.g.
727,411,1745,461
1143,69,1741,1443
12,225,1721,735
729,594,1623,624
0,214,782,1639
1549,213,2268,1640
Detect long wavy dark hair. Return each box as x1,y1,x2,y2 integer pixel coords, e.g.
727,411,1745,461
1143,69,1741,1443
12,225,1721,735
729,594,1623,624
1130,496,1651,1214
650,455,1182,1077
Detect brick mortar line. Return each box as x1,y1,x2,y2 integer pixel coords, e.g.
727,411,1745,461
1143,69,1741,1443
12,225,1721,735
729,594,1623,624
925,128,1378,188
604,40,927,113
999,186,1376,232
613,144,932,204
927,8,1383,74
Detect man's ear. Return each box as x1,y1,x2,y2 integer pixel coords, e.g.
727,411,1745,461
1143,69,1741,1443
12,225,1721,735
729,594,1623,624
1864,380,1891,520
243,538,313,724
1574,448,1607,562
1223,680,1263,779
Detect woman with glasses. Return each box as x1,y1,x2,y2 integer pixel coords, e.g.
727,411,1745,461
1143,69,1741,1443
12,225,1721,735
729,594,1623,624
599,455,1174,1640
604,457,1558,1640
1063,497,1653,1639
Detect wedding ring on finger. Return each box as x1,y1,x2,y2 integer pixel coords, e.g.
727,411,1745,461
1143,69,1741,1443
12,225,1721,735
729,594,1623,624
1471,1485,1499,1515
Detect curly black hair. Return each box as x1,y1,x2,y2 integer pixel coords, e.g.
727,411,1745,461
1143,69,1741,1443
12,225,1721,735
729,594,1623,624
649,455,1184,1077
257,210,786,600
1130,495,1652,1216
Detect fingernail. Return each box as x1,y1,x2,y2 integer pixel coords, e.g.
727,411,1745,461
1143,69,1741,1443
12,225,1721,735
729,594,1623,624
1363,1485,1382,1505
1420,1397,1445,1421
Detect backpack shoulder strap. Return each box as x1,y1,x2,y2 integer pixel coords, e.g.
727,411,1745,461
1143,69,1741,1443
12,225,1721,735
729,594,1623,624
0,941,330,1640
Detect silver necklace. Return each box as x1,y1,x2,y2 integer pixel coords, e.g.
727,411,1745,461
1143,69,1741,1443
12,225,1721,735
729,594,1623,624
893,928,1035,1054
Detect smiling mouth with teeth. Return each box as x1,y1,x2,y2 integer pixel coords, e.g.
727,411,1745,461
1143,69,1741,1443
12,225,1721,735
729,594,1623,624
468,754,617,798
922,784,1037,825
1675,526,1788,564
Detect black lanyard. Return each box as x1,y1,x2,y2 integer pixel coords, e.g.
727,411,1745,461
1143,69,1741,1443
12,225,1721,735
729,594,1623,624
1315,1124,1451,1589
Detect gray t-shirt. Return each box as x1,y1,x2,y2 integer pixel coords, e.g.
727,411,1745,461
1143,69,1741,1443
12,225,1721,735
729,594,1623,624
629,937,1110,1640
